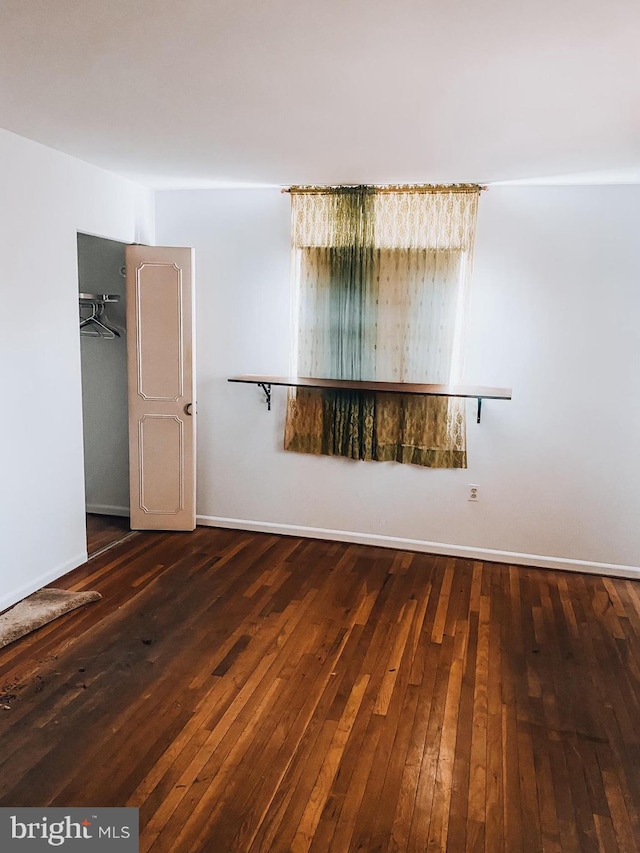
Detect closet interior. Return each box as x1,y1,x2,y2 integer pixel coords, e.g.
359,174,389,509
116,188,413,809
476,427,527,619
77,233,132,556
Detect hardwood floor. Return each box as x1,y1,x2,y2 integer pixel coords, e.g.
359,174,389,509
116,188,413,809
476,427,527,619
86,512,134,557
1,527,639,851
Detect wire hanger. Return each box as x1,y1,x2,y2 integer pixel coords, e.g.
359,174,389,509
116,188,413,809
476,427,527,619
79,293,121,339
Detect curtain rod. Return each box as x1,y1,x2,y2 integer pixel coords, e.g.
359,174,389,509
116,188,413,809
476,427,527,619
281,183,487,195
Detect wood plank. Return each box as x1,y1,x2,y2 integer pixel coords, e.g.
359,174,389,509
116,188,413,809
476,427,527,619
229,374,512,400
85,513,133,556
0,528,638,852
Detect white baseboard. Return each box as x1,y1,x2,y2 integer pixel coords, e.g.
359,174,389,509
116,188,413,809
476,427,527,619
86,504,130,517
0,551,88,614
196,515,640,580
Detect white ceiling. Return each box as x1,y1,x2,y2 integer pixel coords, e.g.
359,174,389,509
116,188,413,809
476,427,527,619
1,0,639,188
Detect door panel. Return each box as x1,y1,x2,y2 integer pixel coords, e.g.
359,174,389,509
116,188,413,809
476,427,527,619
138,415,184,514
135,264,184,400
126,246,196,530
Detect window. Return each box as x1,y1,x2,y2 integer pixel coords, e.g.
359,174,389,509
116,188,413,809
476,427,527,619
284,185,480,468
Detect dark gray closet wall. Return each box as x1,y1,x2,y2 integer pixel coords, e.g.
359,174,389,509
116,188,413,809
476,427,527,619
78,233,129,515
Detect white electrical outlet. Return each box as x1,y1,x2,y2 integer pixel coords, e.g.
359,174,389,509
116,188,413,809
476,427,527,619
468,484,480,502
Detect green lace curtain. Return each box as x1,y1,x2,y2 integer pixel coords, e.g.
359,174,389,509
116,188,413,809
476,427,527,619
284,185,480,468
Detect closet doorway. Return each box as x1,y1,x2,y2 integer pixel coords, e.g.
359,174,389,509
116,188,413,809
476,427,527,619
77,233,133,557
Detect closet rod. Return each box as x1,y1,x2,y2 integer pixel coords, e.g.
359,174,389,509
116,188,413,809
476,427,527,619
79,292,120,303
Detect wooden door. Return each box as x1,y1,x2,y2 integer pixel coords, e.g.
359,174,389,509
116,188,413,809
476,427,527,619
125,245,196,530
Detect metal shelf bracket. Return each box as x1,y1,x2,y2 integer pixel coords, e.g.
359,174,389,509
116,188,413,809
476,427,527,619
258,382,272,411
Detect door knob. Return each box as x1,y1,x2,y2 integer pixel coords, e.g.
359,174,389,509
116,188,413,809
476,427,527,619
184,402,194,416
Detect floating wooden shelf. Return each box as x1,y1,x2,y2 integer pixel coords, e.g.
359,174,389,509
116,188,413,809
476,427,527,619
228,375,512,423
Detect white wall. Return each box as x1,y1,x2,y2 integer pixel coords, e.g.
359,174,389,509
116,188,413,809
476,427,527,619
155,185,640,577
0,128,154,611
5,133,635,615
